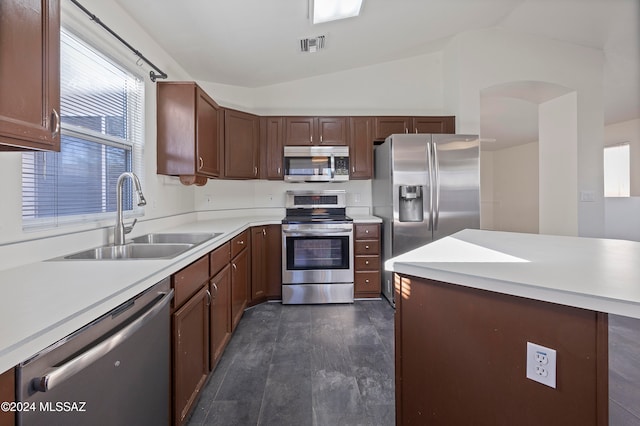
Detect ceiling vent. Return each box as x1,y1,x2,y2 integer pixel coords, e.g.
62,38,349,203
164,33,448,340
300,35,326,53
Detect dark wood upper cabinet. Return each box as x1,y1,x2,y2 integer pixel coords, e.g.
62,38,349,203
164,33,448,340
157,82,222,182
348,116,374,179
0,0,60,151
224,109,259,179
374,116,456,140
260,116,284,180
413,116,456,134
284,116,348,146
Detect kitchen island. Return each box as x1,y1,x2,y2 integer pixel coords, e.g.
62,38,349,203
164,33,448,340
386,229,640,426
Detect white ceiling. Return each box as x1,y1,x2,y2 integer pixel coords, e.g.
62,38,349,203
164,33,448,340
114,0,639,149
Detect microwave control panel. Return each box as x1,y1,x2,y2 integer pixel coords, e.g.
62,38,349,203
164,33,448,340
335,157,349,176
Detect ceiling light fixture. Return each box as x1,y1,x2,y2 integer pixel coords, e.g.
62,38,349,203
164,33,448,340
312,0,363,24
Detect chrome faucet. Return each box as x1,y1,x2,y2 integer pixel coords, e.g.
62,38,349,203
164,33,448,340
114,172,147,246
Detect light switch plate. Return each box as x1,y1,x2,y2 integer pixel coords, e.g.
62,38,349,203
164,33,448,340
526,342,557,388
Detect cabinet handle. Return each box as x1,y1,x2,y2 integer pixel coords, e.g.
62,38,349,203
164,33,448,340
199,156,204,170
237,240,244,245
365,279,370,284
310,135,313,143
51,108,60,137
212,282,218,296
206,289,212,306
365,229,369,234
365,245,370,250
365,260,370,265
254,166,258,176
232,263,237,270
352,166,355,173
320,135,323,143
405,128,408,134
262,228,266,236
277,167,281,175
415,128,418,134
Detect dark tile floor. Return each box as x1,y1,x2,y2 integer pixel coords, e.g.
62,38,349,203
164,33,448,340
187,300,395,426
609,315,640,426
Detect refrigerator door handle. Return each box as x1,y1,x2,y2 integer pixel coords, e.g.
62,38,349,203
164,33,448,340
426,141,434,231
433,141,441,230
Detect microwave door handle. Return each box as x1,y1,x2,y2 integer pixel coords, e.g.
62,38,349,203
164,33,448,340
330,154,335,179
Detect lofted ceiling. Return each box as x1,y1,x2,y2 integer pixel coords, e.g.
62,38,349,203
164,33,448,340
113,0,639,149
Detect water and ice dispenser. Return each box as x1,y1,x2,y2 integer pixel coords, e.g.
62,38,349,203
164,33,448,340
398,185,424,222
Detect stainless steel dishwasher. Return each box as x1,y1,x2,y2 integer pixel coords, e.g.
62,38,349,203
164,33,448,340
16,278,173,426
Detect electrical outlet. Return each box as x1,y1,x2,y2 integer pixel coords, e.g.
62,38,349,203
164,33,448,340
526,342,557,388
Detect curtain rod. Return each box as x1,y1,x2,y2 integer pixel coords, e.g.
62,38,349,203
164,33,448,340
68,0,168,82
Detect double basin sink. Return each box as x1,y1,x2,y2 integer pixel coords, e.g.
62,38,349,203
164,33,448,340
61,232,222,260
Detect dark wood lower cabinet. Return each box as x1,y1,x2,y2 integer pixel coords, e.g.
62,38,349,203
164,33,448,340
0,368,14,426
251,225,282,304
395,274,608,426
210,264,231,370
172,286,210,426
230,247,249,331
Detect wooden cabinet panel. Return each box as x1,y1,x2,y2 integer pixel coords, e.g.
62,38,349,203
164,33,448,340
261,117,284,179
172,286,209,426
348,116,374,179
285,116,315,146
395,275,608,426
210,242,231,277
317,117,348,145
355,239,380,255
224,109,259,179
0,0,60,151
354,223,381,298
0,368,14,426
157,82,222,181
231,230,249,259
230,246,249,331
172,256,209,309
412,116,455,134
210,264,231,370
374,116,411,140
250,225,282,303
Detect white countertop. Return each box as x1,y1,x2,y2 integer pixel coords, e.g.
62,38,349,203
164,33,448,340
0,213,381,373
385,229,640,320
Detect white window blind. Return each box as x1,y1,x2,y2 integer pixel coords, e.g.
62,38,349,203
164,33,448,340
22,28,145,230
604,143,630,197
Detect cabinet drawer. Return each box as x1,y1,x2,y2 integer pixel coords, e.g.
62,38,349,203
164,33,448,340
355,224,379,239
355,240,380,255
355,271,381,294
210,242,231,276
172,255,209,309
231,230,249,258
355,255,380,271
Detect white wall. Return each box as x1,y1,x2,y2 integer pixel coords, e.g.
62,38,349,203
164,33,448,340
488,142,539,233
444,28,605,238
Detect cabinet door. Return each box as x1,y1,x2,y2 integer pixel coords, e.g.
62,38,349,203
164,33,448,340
348,116,374,179
374,116,411,140
262,117,284,179
210,265,231,370
0,0,60,151
173,286,209,426
317,117,348,145
224,109,259,178
196,89,221,177
251,227,267,302
230,248,249,331
285,117,315,146
412,116,456,134
265,225,283,299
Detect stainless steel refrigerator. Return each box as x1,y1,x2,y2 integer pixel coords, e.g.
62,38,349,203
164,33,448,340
372,133,480,305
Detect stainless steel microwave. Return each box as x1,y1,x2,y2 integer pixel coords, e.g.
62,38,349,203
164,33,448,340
283,146,349,182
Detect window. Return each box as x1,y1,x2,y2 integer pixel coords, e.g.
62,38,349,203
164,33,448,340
603,143,630,197
22,28,145,230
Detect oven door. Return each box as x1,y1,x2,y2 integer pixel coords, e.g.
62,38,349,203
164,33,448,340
282,224,354,285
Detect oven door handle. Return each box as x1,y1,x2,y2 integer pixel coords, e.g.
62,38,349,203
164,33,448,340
282,229,352,235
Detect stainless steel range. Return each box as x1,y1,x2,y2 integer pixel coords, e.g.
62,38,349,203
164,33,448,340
282,190,354,304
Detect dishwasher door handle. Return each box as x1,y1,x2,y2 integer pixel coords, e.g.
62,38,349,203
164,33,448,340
32,289,174,393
